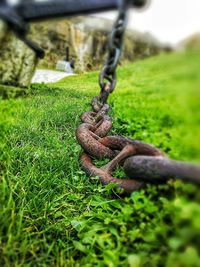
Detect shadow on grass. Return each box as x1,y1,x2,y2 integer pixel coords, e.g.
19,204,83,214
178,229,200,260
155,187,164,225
0,84,27,99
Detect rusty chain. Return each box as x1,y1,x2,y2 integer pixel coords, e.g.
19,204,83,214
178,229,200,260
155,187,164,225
76,98,200,194
76,98,163,194
76,0,200,195
99,0,128,104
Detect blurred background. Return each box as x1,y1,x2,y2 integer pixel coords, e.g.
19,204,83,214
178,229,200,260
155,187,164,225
0,0,200,86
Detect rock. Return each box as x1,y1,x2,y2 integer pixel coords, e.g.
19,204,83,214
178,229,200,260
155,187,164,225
0,21,37,88
29,16,171,73
0,16,171,88
0,21,7,41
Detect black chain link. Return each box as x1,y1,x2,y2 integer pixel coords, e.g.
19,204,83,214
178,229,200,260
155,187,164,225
99,0,128,103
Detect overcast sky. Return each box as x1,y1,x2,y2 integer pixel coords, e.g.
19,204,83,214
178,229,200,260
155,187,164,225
8,0,200,45
96,0,200,45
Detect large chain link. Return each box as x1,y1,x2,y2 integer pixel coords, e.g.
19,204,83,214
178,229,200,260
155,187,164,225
76,100,165,195
99,0,128,104
76,100,200,195
76,97,200,195
76,0,200,195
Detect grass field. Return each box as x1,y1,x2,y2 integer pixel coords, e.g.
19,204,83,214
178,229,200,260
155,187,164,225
0,50,200,266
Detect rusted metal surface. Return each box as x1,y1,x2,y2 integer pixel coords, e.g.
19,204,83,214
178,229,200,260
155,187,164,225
80,152,145,195
76,100,115,159
124,156,200,185
76,99,164,194
76,98,200,194
99,136,164,157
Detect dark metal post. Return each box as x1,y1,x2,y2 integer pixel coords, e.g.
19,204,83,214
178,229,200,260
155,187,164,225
66,47,69,62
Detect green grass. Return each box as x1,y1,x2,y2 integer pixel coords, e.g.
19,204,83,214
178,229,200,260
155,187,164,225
0,50,200,266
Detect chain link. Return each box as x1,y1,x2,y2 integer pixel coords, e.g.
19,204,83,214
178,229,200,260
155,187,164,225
99,0,128,103
76,0,200,194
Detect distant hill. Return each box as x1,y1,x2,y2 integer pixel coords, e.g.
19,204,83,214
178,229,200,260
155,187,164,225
178,33,200,50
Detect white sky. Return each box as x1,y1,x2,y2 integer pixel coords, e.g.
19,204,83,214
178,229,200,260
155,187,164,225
8,0,200,45
96,0,200,45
